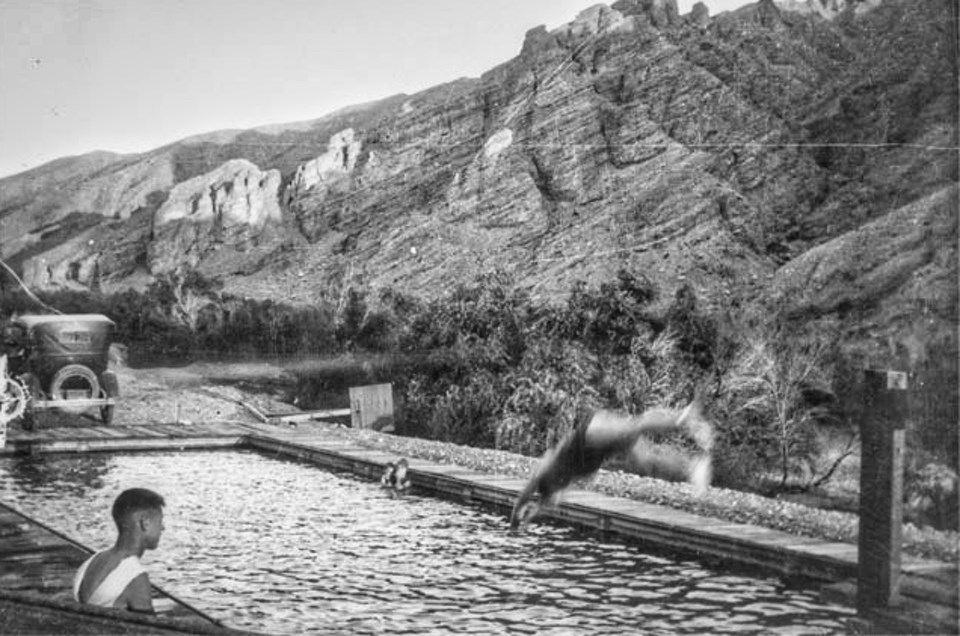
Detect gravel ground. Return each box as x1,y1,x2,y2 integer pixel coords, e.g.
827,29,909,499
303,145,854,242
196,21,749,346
114,362,958,564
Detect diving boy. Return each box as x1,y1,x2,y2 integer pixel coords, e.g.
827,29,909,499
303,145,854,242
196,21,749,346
510,401,714,529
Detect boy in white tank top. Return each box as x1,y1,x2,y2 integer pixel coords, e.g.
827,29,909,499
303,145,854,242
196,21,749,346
73,487,165,613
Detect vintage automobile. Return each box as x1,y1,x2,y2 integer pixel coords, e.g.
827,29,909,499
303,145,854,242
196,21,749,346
2,314,118,429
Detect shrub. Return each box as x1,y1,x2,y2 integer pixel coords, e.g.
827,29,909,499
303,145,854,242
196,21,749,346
543,269,659,354
423,368,504,447
665,282,718,370
496,338,601,455
716,330,834,492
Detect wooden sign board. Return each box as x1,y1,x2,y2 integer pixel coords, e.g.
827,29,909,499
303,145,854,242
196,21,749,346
349,383,395,432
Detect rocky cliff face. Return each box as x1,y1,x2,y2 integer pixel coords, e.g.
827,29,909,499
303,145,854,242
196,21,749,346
148,159,283,275
0,0,955,359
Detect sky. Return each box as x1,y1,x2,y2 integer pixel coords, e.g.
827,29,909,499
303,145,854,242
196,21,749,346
0,0,752,179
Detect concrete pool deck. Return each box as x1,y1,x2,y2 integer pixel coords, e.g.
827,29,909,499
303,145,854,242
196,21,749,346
1,420,957,635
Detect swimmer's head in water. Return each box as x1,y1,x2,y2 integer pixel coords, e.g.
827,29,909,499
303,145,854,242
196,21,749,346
381,462,396,486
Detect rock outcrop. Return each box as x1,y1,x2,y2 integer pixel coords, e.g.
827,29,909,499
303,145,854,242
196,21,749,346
149,159,282,274
285,128,361,201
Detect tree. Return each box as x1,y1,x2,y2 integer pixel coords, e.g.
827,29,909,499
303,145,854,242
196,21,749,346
147,270,222,333
720,333,837,492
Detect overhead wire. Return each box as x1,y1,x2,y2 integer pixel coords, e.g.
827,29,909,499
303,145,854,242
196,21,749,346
0,257,62,315
164,140,956,152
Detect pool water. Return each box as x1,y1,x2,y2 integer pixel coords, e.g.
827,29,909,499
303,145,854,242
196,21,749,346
0,450,855,634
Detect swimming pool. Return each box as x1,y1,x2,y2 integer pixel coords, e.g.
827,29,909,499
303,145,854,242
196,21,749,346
0,450,855,634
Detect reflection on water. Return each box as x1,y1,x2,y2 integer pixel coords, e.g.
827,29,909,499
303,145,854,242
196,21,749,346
2,453,113,497
0,451,855,635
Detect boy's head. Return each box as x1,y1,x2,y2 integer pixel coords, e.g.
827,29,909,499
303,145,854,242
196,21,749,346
112,488,165,548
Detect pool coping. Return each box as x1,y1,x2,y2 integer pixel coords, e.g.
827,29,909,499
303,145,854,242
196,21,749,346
2,421,957,635
244,430,958,634
0,587,257,635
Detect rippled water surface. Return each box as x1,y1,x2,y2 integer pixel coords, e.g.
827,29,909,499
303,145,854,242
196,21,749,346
0,450,855,634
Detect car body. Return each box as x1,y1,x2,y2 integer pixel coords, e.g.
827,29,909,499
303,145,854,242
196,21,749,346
3,313,118,428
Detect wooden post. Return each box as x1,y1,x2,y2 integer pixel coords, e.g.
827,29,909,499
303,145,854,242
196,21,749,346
857,369,908,612
349,383,395,431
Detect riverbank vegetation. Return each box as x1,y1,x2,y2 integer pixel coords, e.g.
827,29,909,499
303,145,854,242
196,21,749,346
1,269,956,541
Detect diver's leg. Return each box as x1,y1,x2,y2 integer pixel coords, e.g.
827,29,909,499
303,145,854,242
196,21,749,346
677,400,715,453
678,400,714,495
628,443,691,480
587,400,714,452
625,401,714,495
627,440,712,495
583,407,687,452
688,455,712,496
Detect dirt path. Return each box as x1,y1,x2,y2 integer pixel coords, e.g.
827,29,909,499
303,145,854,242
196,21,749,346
91,360,299,428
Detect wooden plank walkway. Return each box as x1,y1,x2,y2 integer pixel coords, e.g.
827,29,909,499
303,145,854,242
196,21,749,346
1,420,957,635
2,421,250,456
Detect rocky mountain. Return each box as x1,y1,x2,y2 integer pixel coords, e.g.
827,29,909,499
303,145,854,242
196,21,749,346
0,0,955,361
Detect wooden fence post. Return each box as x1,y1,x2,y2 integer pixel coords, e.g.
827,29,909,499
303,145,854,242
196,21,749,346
857,368,908,612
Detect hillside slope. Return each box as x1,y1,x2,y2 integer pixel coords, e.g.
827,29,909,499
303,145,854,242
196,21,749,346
0,0,955,360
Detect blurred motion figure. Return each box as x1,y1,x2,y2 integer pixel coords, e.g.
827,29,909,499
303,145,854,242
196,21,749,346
510,401,714,530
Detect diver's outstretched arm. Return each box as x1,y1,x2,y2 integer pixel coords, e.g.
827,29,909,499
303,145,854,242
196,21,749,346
509,445,561,530
509,476,541,530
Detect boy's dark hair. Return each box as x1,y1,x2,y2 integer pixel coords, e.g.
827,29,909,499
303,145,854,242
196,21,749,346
112,488,165,527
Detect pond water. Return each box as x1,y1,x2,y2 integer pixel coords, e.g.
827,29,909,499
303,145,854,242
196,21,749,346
0,450,855,634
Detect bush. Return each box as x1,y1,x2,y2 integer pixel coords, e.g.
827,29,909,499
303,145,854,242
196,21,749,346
540,269,659,354
10,263,954,524
422,369,504,447
665,282,718,370
496,338,601,455
905,458,959,531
